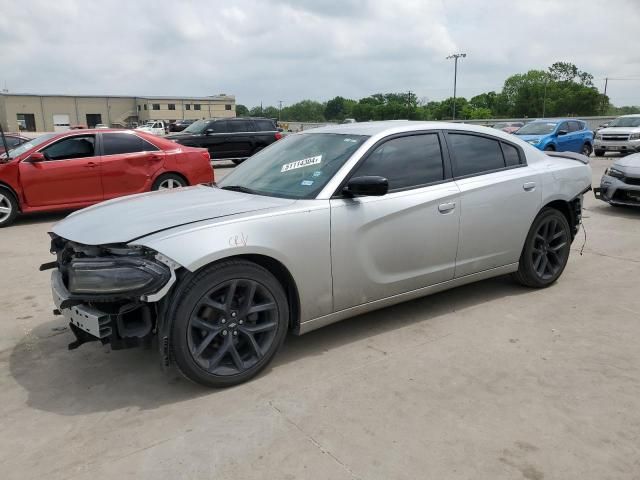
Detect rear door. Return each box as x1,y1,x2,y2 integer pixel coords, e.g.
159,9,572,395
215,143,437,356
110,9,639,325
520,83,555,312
567,121,585,152
99,132,164,199
227,119,255,158
19,134,103,207
445,131,541,277
555,121,573,152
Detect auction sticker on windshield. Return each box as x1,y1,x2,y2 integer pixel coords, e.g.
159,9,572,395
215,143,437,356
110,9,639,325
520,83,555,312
281,155,322,173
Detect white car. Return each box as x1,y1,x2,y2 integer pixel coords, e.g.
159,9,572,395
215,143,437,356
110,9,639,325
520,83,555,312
136,120,167,136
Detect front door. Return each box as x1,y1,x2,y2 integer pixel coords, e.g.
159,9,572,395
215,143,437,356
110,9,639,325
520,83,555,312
445,131,541,277
19,134,103,207
202,120,230,160
330,132,460,311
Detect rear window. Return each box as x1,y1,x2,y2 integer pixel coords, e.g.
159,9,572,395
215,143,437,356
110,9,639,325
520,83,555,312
448,133,505,177
102,133,159,155
255,119,276,131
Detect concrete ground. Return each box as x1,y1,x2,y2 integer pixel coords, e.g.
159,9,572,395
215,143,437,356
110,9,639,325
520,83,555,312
1,155,639,479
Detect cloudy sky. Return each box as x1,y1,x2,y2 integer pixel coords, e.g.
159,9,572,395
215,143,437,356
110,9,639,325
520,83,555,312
0,0,638,108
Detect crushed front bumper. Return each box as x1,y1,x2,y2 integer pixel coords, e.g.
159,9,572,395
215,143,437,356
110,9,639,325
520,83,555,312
51,270,114,347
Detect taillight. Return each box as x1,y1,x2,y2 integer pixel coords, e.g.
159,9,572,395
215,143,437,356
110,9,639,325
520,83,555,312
275,132,283,140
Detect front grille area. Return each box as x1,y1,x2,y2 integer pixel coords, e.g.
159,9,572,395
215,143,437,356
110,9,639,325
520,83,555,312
613,190,640,204
623,176,640,186
602,134,630,141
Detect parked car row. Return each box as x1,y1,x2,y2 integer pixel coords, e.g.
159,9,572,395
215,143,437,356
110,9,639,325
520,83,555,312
0,129,213,227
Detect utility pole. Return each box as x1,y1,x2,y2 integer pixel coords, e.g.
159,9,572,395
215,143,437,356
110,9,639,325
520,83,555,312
278,100,283,121
446,53,466,120
603,77,609,114
407,90,412,118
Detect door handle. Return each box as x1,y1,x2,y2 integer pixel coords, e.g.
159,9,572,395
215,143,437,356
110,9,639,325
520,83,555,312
84,162,97,168
523,182,536,191
438,202,456,213
149,155,162,161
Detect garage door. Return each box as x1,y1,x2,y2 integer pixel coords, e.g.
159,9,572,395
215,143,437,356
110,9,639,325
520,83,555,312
53,114,71,132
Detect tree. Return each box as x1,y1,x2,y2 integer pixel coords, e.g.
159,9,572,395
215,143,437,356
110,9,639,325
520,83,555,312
280,100,326,122
324,96,355,121
235,104,249,116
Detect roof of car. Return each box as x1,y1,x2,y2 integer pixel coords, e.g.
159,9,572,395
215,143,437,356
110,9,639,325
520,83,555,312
305,120,519,137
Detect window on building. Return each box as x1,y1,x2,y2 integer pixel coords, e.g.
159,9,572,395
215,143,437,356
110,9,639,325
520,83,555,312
42,135,96,160
448,133,505,177
152,104,160,110
225,104,232,111
168,104,176,110
137,105,141,111
194,104,201,110
102,133,159,155
86,114,102,128
144,104,148,110
185,104,191,110
351,134,444,191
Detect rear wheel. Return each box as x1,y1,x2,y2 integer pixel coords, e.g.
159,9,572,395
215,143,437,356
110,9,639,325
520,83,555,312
512,208,571,288
581,143,592,156
0,189,18,228
151,173,187,190
232,159,245,165
594,150,605,157
171,260,289,387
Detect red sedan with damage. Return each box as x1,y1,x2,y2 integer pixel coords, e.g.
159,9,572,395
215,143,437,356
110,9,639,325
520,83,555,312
0,129,213,227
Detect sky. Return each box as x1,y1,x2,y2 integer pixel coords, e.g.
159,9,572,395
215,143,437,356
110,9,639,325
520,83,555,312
0,0,638,108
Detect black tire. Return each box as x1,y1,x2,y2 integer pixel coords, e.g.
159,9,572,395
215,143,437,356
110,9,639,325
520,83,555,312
171,260,289,387
594,150,605,157
581,143,592,156
232,159,245,165
151,173,187,191
543,145,555,151
512,208,571,288
0,189,18,228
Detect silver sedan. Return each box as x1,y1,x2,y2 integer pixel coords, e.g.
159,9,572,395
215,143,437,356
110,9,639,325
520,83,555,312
46,121,592,387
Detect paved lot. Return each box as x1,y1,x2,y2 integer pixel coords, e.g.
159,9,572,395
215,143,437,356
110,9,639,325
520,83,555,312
1,155,640,479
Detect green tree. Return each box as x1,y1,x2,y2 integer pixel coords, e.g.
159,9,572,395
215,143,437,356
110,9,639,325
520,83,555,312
324,96,356,121
235,104,249,116
280,100,326,122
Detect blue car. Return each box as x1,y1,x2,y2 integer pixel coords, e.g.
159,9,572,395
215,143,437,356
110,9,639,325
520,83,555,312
514,119,593,156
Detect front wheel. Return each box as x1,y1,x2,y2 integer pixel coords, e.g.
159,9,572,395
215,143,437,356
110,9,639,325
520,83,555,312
171,260,289,387
512,208,571,288
0,190,18,228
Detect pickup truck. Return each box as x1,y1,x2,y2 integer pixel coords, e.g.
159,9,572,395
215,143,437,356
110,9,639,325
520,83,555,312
166,117,282,164
136,120,167,136
593,114,640,156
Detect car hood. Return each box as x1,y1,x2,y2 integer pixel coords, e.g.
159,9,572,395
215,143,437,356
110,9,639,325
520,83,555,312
599,126,640,135
51,186,294,245
613,153,640,175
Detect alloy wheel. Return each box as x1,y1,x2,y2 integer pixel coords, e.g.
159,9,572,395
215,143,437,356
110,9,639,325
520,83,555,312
187,279,278,376
531,216,569,280
159,178,182,189
0,193,12,223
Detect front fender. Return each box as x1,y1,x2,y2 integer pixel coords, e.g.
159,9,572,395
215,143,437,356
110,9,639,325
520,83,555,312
133,201,333,322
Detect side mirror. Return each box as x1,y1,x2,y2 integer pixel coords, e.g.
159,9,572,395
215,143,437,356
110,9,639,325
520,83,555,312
205,129,215,135
557,129,568,136
343,176,389,197
27,152,45,162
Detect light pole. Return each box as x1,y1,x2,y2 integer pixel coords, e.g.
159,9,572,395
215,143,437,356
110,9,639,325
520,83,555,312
446,53,466,120
278,100,283,122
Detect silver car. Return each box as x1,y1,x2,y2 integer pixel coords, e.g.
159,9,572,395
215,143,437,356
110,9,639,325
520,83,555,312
594,153,640,206
46,121,592,387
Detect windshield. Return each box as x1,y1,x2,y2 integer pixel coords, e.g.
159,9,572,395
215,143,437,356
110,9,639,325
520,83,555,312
608,117,640,128
0,133,56,160
217,133,369,199
183,119,208,134
515,122,557,135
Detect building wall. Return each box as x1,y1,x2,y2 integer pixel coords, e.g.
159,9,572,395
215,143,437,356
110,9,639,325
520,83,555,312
136,98,236,122
0,94,236,132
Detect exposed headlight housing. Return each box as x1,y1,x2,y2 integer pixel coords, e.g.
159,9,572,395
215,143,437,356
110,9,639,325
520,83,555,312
67,256,170,296
629,133,640,140
605,167,625,180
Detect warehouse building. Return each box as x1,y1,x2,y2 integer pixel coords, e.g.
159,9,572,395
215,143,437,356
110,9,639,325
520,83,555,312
0,93,236,132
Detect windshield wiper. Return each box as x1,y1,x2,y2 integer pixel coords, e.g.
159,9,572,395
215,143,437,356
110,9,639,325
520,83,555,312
220,185,259,194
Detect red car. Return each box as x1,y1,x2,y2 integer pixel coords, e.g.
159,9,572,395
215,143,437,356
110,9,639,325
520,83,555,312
0,129,213,227
0,133,31,154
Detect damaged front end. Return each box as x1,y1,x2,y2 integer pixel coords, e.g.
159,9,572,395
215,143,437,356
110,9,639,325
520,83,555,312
44,235,180,351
